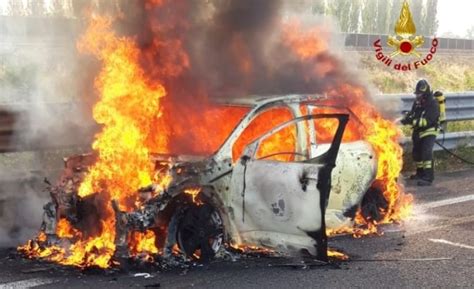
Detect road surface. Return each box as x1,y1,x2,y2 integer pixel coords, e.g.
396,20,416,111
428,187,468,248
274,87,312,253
0,169,473,288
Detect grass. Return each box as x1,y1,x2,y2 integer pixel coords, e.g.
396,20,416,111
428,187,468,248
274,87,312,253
447,120,474,132
433,146,474,171
357,53,474,93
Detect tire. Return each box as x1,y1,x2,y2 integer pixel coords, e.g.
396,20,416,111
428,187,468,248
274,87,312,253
360,183,388,222
176,203,224,262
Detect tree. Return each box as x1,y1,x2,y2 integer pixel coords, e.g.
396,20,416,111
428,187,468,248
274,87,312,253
71,0,93,18
311,0,326,15
6,0,26,16
50,0,65,16
388,0,403,34
347,0,362,33
410,0,424,35
465,26,474,39
375,0,392,34
28,0,45,16
360,0,378,33
307,0,440,36
61,0,75,18
422,0,438,36
327,0,353,32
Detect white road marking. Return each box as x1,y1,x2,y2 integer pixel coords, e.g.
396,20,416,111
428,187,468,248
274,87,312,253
428,239,474,250
0,278,55,289
417,194,474,210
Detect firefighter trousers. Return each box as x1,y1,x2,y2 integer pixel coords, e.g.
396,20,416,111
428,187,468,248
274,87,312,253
412,133,436,182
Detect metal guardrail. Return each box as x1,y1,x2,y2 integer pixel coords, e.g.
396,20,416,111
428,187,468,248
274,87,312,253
401,131,474,151
392,91,474,151
343,33,474,51
396,92,474,122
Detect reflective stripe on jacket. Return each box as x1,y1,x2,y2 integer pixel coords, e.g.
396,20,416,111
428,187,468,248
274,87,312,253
419,127,439,138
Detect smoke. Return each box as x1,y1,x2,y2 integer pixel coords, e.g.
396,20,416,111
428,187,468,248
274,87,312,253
118,0,365,97
0,171,45,247
0,16,96,246
106,0,376,154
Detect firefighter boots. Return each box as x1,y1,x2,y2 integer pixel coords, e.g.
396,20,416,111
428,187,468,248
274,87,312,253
409,168,423,180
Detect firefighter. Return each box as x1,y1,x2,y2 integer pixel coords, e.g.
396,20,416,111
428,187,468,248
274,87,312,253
401,79,440,186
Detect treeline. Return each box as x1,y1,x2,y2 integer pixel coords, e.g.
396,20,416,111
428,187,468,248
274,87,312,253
3,0,72,17
293,0,438,36
1,0,128,18
3,0,439,36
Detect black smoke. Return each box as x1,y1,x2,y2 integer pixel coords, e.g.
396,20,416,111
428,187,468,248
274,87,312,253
115,0,362,99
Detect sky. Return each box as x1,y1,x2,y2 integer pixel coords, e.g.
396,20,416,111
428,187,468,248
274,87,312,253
436,0,474,37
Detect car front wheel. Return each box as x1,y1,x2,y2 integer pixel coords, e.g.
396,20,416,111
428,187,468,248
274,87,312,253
176,203,224,262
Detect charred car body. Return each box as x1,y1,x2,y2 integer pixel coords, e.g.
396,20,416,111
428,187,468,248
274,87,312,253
40,95,377,262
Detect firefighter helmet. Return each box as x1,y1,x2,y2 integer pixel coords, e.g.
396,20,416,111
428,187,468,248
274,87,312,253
415,79,430,95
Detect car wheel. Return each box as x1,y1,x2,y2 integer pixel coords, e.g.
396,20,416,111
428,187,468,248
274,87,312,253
176,203,224,262
360,183,388,222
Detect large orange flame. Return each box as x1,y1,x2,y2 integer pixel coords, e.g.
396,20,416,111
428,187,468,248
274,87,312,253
19,16,167,268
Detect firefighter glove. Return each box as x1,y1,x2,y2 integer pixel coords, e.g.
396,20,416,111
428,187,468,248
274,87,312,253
401,112,414,125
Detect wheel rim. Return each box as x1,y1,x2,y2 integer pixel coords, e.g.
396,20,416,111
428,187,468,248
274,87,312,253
176,204,224,261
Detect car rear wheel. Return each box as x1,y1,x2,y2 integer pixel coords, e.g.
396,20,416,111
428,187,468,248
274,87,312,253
361,183,388,222
176,203,224,262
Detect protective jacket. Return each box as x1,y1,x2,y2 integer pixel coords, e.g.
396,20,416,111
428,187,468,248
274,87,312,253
406,92,440,138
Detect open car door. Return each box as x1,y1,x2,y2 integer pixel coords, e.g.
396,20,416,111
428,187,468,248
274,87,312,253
230,114,348,261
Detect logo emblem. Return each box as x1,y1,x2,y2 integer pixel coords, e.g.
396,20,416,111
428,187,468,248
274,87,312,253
387,0,424,57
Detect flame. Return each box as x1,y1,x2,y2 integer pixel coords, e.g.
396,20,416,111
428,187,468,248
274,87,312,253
77,16,165,200
395,0,416,37
18,237,66,263
56,218,80,239
74,15,165,267
184,188,203,205
231,244,275,255
130,230,159,256
232,108,296,162
18,220,116,268
20,15,167,268
37,231,47,242
171,243,181,255
282,22,328,61
328,249,349,261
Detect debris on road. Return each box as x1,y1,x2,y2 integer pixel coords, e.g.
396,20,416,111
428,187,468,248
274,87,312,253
133,272,153,279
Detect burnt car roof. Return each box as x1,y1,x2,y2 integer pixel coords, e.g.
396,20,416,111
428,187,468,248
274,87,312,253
215,94,328,107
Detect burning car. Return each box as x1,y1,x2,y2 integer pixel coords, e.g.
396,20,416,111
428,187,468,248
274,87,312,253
15,0,414,270
29,94,377,265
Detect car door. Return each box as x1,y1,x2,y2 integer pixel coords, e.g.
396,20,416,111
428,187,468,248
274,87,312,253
230,113,348,260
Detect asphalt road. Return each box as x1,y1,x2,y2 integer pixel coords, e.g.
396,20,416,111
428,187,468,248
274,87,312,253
0,169,473,289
